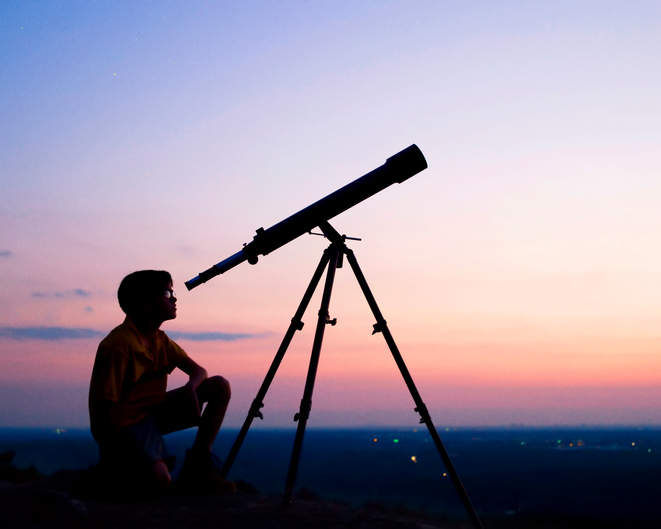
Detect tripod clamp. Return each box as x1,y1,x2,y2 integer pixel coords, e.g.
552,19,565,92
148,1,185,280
414,403,431,425
249,399,265,420
293,397,312,422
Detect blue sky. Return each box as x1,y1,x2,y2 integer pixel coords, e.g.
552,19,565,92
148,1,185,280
2,1,661,428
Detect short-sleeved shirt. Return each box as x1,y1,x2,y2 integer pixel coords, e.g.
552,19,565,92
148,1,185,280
88,317,188,439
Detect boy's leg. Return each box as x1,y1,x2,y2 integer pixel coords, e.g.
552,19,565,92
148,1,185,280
172,376,235,493
192,375,231,453
153,459,172,488
156,375,231,443
100,417,174,494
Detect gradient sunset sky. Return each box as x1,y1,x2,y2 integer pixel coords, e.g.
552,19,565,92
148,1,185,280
2,1,661,428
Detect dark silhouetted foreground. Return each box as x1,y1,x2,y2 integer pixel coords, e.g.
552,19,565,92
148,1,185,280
1,467,656,529
2,427,661,528
0,469,465,529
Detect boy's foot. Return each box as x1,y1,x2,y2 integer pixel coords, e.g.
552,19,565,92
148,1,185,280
177,449,237,494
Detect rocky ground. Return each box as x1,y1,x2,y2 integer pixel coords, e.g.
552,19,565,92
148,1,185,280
1,469,646,529
0,471,468,529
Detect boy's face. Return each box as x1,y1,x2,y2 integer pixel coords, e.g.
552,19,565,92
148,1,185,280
150,281,177,323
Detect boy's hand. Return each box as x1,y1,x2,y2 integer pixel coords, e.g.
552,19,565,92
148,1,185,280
176,356,208,420
184,380,202,418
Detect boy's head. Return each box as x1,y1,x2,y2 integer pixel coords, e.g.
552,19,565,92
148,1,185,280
118,270,176,322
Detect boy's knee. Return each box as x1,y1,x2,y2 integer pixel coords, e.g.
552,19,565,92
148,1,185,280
152,459,172,488
204,375,231,401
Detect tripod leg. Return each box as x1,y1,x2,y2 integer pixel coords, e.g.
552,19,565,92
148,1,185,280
344,248,484,529
283,244,341,506
221,248,333,478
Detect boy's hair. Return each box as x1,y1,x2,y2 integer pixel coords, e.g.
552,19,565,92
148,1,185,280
118,270,172,316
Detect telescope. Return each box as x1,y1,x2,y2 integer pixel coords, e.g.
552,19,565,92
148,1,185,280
185,144,428,290
187,143,484,528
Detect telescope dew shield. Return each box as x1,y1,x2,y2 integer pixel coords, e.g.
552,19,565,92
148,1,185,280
186,144,427,290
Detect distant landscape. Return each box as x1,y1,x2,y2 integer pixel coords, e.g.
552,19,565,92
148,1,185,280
2,426,660,525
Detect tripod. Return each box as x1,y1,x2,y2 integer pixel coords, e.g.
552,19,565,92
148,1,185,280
220,222,483,529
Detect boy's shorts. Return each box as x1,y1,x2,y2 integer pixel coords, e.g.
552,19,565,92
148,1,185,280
117,416,174,469
101,386,202,472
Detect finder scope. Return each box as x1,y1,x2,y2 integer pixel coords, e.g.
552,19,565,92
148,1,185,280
186,144,427,290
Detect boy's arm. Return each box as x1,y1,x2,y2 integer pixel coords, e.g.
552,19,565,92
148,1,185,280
175,355,209,419
178,355,208,390
89,399,115,443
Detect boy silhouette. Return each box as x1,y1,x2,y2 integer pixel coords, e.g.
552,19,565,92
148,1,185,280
88,270,235,493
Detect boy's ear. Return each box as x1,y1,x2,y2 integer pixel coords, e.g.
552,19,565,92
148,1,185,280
131,299,155,320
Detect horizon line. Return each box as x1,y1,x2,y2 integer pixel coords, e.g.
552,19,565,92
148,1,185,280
2,423,661,432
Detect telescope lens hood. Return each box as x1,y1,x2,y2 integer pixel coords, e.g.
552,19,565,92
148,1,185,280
387,144,428,184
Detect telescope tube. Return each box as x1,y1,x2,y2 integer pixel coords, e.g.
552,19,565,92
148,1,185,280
186,144,427,290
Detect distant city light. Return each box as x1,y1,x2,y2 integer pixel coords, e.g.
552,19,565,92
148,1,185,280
411,456,417,463
632,442,636,446
374,438,378,442
393,439,399,443
443,472,447,477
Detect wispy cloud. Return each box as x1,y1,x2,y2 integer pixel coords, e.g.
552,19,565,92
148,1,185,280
0,250,11,258
0,327,105,340
0,327,269,342
31,289,92,299
168,331,270,342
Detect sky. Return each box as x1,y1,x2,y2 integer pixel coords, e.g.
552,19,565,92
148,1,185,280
1,1,661,429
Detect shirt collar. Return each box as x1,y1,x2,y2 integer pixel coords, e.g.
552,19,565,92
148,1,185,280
122,316,163,360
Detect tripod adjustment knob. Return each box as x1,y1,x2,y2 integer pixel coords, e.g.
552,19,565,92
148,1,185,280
326,317,337,326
